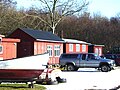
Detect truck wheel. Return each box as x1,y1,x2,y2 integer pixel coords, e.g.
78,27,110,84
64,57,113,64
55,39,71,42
101,65,110,72
67,64,75,71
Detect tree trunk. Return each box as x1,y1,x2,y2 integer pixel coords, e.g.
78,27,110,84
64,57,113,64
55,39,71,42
52,25,55,34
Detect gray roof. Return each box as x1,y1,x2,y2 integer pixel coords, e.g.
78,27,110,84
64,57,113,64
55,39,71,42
62,38,90,44
20,28,64,42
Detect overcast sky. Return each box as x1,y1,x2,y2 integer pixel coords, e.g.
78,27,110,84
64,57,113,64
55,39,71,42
15,0,120,18
88,0,120,18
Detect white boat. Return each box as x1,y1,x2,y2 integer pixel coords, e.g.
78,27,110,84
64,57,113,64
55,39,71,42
0,53,49,88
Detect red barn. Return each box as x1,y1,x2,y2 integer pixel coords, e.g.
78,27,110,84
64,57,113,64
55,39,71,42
88,44,104,56
63,39,89,53
8,28,64,64
0,35,20,60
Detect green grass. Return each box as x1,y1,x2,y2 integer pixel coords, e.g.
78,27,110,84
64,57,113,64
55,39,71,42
0,83,46,90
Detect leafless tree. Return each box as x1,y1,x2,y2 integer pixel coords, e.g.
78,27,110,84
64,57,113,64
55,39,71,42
23,0,89,34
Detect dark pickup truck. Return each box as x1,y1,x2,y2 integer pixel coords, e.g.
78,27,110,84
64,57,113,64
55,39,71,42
59,53,115,72
103,54,120,66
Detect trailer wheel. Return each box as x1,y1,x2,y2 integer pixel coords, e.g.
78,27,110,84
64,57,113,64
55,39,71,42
56,77,67,83
28,83,34,88
47,81,58,85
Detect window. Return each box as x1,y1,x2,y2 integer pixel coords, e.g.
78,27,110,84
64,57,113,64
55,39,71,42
47,45,52,57
95,48,99,55
82,54,86,60
69,44,73,52
76,44,80,52
88,54,95,60
54,45,60,57
0,45,3,54
82,45,86,52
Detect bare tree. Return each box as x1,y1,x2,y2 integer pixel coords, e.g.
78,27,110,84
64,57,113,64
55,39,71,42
22,0,89,34
0,0,16,7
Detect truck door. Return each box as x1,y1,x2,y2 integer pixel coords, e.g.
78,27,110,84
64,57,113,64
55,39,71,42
79,54,87,67
85,54,100,67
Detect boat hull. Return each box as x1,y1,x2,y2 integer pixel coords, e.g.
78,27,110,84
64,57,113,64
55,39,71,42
0,53,49,83
0,69,44,81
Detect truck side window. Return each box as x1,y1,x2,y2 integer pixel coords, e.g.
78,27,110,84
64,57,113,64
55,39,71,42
82,54,86,60
88,54,95,60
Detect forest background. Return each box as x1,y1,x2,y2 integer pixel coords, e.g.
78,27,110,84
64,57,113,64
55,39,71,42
1,0,120,54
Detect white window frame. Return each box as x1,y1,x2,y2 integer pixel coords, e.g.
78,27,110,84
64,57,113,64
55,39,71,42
54,45,60,57
0,45,3,54
95,48,99,55
69,44,73,52
99,48,102,56
82,44,86,52
76,44,80,52
47,45,53,57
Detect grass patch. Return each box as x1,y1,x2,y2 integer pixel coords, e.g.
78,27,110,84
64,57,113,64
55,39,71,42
0,83,46,90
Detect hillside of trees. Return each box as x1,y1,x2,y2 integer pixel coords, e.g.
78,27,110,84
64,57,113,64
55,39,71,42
56,14,120,53
0,0,120,53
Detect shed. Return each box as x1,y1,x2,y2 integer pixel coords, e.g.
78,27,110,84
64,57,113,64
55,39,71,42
88,44,104,56
0,35,20,60
8,28,64,64
63,38,90,53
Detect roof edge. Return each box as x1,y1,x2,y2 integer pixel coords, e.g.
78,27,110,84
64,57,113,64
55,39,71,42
36,39,65,43
62,38,90,44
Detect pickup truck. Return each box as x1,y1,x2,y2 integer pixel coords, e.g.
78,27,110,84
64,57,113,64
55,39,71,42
59,53,115,72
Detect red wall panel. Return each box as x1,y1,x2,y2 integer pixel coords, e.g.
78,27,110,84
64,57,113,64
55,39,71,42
65,43,88,53
0,38,20,60
34,41,63,64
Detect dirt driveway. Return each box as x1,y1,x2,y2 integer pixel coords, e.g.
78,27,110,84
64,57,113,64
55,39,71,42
42,67,120,90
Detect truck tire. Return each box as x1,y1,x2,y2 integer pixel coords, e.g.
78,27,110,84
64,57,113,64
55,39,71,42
67,64,75,71
101,65,111,72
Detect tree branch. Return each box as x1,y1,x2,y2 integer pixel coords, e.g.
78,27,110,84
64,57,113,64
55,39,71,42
25,13,53,29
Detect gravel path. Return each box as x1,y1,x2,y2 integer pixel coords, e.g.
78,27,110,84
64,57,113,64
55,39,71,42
42,67,120,90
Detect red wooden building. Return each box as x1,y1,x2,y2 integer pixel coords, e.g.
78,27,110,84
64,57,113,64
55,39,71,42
0,35,20,60
63,39,89,53
7,28,104,64
88,44,104,56
8,28,64,64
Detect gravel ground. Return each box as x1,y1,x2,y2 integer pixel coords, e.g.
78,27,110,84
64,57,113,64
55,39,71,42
42,67,120,90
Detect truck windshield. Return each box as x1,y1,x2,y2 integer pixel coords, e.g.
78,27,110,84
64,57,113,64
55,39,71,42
94,54,101,59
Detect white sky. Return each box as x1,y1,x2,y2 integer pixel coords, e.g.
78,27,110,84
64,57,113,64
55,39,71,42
88,0,120,18
15,0,120,18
